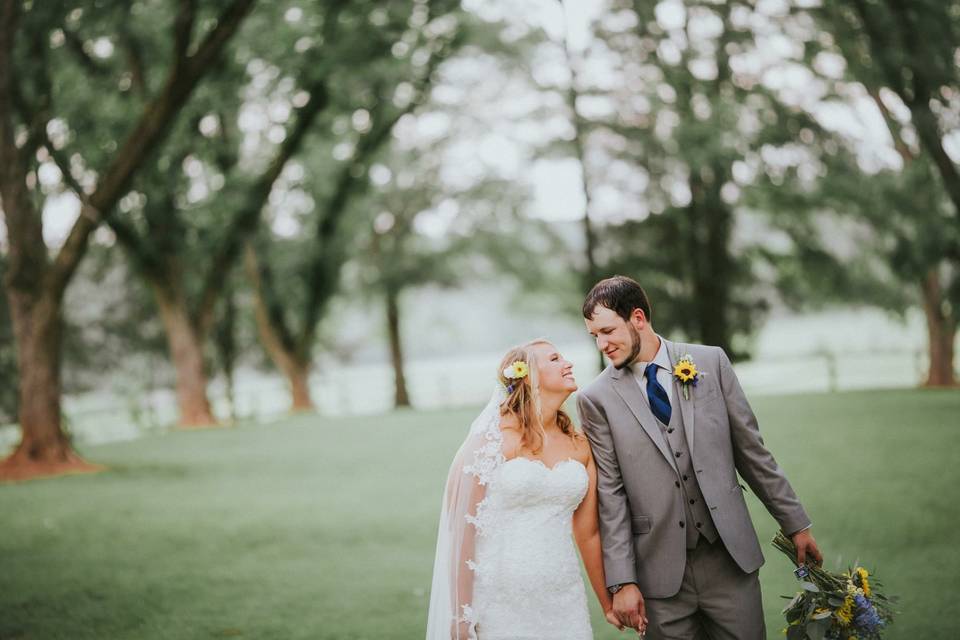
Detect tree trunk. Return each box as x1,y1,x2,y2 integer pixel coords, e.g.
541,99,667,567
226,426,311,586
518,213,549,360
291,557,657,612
213,284,238,422
687,169,735,357
288,364,313,412
244,243,314,412
386,287,411,408
0,292,99,479
920,268,957,387
0,1,96,480
559,3,605,373
151,280,217,427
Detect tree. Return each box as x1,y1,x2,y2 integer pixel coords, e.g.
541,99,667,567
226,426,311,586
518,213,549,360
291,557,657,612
795,0,959,383
243,0,465,411
577,0,821,356
353,145,533,408
0,0,255,478
99,23,333,425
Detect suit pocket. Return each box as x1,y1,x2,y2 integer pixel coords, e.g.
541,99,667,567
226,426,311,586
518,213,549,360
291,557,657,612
631,515,651,534
695,383,721,402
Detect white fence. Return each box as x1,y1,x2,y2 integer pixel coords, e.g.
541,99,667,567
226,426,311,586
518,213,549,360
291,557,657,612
0,343,934,454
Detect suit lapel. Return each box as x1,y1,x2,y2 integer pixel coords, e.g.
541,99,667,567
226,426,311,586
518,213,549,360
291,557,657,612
664,339,696,455
610,367,678,471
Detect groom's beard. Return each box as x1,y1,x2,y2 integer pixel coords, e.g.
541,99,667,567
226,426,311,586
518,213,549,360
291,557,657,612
613,324,643,370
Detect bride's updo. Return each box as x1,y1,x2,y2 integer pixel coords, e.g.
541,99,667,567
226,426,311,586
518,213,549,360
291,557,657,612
497,339,580,455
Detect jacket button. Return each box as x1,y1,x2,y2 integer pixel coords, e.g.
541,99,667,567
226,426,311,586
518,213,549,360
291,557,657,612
675,481,681,488
679,521,685,528
689,499,695,504
696,522,702,528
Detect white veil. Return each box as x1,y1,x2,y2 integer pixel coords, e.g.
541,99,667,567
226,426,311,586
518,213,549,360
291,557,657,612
425,384,508,639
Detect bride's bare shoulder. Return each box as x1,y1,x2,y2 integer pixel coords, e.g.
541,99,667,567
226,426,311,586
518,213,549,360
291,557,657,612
572,432,593,465
498,414,522,458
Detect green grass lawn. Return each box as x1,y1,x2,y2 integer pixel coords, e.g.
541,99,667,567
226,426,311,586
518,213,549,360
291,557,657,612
1,388,958,639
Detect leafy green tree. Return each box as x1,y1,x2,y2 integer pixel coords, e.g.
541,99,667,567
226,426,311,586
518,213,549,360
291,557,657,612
578,0,822,357
351,143,534,408
789,0,959,383
242,0,465,410
96,1,335,426
0,0,255,477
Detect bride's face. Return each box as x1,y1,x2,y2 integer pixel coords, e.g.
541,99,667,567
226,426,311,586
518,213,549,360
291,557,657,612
531,343,577,394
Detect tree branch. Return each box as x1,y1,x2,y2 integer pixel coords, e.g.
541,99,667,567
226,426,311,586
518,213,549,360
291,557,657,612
118,20,147,97
46,0,256,300
172,0,197,71
194,78,330,337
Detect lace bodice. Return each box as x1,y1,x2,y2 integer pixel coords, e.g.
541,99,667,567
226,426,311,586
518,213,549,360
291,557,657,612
469,457,593,639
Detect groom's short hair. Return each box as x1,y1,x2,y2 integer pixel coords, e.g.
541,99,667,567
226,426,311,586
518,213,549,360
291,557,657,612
582,275,652,322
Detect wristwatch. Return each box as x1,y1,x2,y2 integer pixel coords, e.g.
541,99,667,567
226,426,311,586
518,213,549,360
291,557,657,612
608,582,634,595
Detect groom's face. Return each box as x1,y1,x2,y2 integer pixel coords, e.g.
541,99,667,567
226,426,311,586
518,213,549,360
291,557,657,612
584,305,643,370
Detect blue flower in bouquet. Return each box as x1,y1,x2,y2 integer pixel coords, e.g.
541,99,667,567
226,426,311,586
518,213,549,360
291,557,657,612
853,594,884,634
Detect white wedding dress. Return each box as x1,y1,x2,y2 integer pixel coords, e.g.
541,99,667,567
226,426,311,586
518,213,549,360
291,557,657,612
470,457,593,639
425,387,594,640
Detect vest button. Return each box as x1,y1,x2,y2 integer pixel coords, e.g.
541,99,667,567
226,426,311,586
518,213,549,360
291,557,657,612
696,522,702,528
675,481,680,488
679,521,685,528
689,499,695,504
667,428,674,433
675,451,682,458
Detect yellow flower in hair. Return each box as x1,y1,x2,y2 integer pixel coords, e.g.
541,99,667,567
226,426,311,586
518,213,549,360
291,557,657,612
503,360,529,380
673,360,698,383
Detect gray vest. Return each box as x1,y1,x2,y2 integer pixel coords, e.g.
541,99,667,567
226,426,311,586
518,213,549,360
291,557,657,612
658,397,719,549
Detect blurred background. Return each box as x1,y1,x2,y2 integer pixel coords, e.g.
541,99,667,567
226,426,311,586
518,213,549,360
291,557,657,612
0,0,958,637
1,0,957,456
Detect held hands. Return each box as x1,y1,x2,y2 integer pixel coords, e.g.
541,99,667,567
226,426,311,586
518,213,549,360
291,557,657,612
792,528,823,567
604,608,626,631
449,618,475,639
608,584,648,636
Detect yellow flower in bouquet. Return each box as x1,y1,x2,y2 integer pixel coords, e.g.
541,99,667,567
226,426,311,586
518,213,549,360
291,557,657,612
856,567,871,597
836,596,854,625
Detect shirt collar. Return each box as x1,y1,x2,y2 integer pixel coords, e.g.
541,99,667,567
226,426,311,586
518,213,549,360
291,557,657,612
633,334,671,378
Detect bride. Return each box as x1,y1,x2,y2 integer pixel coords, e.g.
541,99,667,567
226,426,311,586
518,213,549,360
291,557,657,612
425,339,645,639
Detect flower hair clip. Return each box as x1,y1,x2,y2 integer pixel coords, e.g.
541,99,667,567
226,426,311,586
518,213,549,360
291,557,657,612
502,360,529,393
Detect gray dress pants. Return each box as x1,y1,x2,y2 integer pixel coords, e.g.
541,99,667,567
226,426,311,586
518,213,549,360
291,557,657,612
643,537,765,640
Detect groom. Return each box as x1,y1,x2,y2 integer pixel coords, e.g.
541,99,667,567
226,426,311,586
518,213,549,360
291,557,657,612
577,276,822,639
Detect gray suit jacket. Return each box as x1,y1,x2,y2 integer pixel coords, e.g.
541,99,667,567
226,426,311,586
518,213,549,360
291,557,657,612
577,338,810,599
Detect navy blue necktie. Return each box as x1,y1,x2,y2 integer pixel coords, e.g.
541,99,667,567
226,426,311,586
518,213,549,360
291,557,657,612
645,362,672,425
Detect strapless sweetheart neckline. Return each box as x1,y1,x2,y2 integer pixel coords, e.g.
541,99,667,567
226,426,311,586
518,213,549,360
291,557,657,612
503,456,586,473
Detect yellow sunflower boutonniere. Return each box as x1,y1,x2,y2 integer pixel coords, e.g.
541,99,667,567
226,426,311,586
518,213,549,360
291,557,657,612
672,354,702,400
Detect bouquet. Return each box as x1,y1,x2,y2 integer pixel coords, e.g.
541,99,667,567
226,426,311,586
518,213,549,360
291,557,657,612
773,532,896,640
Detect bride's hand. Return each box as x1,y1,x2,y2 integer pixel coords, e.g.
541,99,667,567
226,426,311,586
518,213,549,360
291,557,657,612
449,619,475,639
604,608,625,631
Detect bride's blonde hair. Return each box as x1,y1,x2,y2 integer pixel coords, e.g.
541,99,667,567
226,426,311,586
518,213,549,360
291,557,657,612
497,339,581,455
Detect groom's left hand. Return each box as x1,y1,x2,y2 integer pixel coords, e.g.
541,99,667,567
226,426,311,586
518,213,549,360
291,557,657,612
792,528,823,567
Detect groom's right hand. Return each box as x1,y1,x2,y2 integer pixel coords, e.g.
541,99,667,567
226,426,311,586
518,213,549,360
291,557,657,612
613,584,648,633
